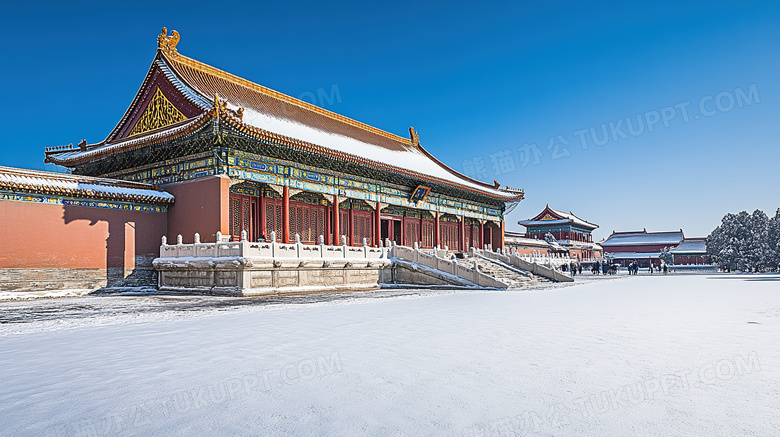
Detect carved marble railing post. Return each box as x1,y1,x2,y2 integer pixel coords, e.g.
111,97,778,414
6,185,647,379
295,233,302,257
193,233,201,256
241,230,247,242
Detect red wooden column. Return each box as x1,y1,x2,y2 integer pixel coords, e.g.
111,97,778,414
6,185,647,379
479,219,485,249
460,215,466,251
333,196,340,245
282,186,290,243
375,201,381,247
348,208,354,246
259,191,267,240
434,211,441,248
500,220,505,252
398,213,406,246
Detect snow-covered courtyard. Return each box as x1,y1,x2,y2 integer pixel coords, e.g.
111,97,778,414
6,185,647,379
1,274,778,436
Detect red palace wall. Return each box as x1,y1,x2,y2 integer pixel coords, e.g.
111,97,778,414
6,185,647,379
0,199,167,292
674,255,707,265
163,175,230,243
601,244,674,254
0,201,166,270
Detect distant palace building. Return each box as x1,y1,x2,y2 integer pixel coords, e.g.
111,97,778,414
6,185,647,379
0,29,523,292
670,238,708,265
511,205,603,260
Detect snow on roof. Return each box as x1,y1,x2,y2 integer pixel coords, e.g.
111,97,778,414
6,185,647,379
601,230,683,247
504,233,552,248
611,252,663,259
548,208,597,228
0,166,174,204
671,238,707,254
165,52,519,200
519,206,598,229
45,115,206,164
48,32,523,202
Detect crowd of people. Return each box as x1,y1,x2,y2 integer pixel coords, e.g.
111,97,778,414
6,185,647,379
560,260,670,276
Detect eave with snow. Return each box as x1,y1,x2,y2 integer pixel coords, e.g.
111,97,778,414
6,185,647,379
43,29,522,250
599,229,688,267
0,166,173,207
508,205,602,261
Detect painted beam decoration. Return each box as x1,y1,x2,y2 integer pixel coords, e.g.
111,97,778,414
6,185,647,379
410,185,431,203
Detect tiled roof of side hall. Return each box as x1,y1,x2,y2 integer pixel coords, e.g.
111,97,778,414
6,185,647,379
45,29,523,202
600,230,684,246
671,238,707,254
0,166,174,204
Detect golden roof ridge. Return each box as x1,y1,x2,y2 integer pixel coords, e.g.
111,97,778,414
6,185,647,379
157,28,415,148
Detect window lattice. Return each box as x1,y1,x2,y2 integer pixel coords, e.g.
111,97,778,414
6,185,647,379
230,196,241,238
472,226,480,248
421,220,435,248
440,222,459,250
265,199,283,240
352,211,373,246
339,211,349,242
405,219,420,246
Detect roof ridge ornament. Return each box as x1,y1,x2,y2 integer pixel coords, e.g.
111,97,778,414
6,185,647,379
157,27,180,57
409,126,420,147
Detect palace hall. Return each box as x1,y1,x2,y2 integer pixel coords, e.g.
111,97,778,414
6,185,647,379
1,29,523,292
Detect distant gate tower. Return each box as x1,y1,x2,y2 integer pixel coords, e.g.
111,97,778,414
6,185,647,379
517,205,601,260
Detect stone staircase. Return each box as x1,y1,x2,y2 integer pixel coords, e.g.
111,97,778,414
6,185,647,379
459,256,550,289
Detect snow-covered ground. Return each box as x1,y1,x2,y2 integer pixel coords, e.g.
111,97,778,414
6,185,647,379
0,274,778,436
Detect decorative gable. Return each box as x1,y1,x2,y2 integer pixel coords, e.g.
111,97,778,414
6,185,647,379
128,88,187,136
107,59,206,142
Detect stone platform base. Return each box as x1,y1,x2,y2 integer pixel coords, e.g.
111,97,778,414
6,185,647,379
0,261,158,294
153,256,391,296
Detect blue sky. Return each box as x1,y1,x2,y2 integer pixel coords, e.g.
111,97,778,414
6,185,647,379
1,1,777,240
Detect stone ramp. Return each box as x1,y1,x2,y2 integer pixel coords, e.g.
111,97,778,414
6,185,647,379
389,245,556,289
461,256,549,289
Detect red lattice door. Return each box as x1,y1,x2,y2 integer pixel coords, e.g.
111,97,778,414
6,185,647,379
289,202,326,244
352,211,373,246
264,198,283,241
440,222,459,251
404,218,420,247
229,193,258,241
421,220,435,248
